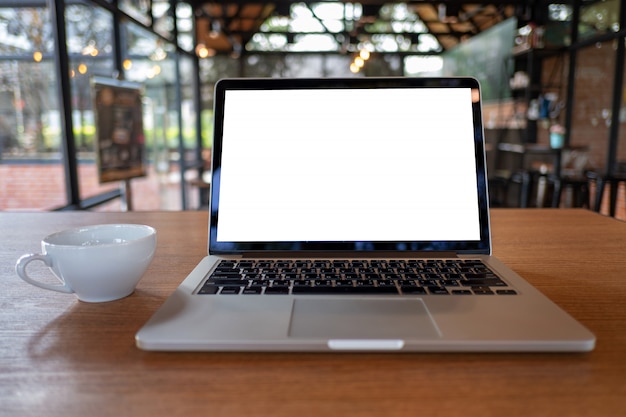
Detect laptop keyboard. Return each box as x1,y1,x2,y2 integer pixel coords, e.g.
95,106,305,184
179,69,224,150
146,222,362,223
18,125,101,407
198,259,517,296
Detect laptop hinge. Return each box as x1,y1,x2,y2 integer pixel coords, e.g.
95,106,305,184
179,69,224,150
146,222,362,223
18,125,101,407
240,251,460,259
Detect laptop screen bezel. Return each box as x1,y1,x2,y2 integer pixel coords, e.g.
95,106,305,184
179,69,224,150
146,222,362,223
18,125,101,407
208,77,491,255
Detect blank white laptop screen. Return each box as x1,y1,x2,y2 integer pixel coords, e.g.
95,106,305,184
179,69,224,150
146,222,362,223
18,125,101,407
216,87,480,243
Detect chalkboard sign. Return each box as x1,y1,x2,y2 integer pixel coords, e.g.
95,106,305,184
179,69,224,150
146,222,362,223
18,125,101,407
92,77,146,184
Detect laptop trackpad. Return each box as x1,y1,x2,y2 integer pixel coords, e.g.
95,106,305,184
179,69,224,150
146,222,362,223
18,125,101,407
288,298,440,339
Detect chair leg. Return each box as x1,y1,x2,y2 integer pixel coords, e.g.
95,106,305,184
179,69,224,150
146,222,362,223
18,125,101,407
519,172,531,208
536,175,548,208
551,177,562,208
594,178,605,212
576,183,590,208
609,180,620,217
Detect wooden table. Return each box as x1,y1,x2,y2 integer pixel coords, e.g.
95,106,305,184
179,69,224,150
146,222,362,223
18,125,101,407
1,209,625,416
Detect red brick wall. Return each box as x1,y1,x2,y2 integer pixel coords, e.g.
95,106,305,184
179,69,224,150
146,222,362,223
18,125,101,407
541,41,626,171
0,163,186,211
1,164,67,210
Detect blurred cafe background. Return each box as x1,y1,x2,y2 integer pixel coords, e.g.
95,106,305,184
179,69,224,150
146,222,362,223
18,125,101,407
0,0,625,220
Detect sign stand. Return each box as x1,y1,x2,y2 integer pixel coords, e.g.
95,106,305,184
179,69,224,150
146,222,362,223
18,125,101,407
121,179,133,211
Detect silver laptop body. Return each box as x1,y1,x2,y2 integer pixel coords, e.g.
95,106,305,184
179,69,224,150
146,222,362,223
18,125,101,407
136,77,595,352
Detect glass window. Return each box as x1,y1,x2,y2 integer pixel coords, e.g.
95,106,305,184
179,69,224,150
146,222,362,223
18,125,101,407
123,22,201,210
1,1,200,211
245,2,440,54
66,4,119,206
199,55,241,149
119,0,151,27
323,54,358,77
152,0,174,40
176,2,194,52
244,54,289,77
180,56,198,152
579,0,621,40
546,3,573,47
404,56,444,76
0,4,67,210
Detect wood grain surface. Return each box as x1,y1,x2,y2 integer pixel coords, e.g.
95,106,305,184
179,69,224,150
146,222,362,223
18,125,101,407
1,209,625,417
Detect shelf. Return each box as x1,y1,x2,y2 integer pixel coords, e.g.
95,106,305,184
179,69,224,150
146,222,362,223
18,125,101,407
512,46,566,59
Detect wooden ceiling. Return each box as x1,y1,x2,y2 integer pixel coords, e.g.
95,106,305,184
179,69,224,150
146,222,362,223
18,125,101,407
186,1,526,55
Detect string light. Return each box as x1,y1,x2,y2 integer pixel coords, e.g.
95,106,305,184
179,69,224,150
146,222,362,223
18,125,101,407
349,48,371,73
150,47,167,61
197,45,209,58
82,41,99,57
196,43,215,59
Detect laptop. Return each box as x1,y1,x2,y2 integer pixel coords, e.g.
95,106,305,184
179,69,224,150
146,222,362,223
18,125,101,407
136,77,595,352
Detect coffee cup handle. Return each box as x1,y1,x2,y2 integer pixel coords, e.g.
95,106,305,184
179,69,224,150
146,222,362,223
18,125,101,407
15,254,73,294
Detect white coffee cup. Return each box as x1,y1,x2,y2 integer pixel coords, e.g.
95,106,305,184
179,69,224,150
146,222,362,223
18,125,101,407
15,224,157,303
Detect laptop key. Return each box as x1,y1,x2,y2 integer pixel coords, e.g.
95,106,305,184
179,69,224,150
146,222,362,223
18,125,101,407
220,286,241,295
210,273,242,280
428,286,449,295
242,287,263,294
496,289,517,295
198,284,219,294
464,273,496,279
292,286,398,295
265,287,290,294
209,278,247,286
461,278,506,287
400,286,427,295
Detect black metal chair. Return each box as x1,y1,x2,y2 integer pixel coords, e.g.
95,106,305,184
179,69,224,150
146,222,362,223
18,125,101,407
548,174,591,208
588,172,626,216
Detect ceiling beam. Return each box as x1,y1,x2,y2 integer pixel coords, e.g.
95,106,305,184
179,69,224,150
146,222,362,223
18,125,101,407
191,1,522,54
186,1,529,7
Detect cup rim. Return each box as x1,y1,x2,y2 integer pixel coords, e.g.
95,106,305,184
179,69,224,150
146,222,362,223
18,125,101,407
43,224,156,248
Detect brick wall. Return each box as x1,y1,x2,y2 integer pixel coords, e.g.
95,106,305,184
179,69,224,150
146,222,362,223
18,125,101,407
0,163,188,211
540,40,626,171
1,164,67,210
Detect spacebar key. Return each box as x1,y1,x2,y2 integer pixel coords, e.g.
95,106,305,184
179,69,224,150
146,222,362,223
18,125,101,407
292,286,399,295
